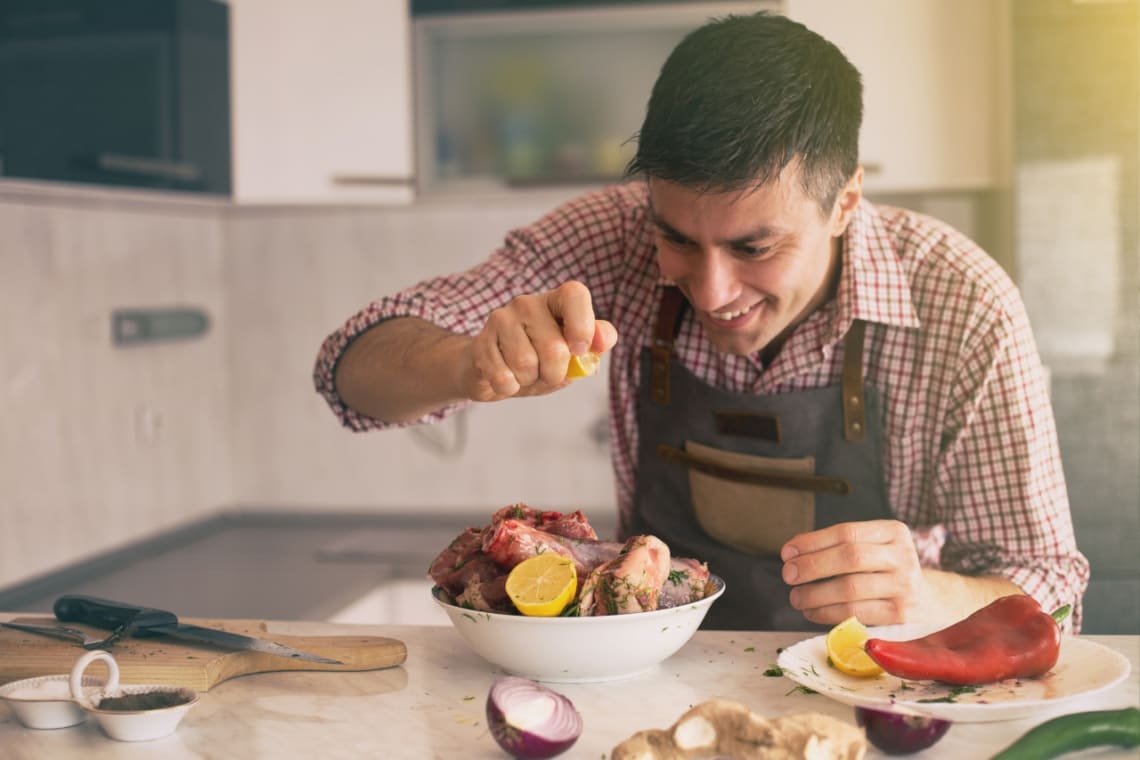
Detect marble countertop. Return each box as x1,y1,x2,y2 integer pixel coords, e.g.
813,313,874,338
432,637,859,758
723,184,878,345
1,620,1136,759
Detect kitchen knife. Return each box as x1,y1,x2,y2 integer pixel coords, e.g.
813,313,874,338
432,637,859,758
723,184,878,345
53,595,343,665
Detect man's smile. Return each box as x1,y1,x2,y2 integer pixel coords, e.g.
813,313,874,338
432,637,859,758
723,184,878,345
704,300,765,329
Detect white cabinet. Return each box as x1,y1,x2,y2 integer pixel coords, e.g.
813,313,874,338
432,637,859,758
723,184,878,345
784,0,1011,193
229,0,414,204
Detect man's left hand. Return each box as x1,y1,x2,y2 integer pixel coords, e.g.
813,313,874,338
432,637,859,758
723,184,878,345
780,519,931,626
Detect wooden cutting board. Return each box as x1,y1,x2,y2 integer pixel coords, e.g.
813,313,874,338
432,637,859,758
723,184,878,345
0,616,407,692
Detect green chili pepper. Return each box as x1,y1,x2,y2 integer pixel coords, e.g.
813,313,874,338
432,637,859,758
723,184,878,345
990,707,1140,760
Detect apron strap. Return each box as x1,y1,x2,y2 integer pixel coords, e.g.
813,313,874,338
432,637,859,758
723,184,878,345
650,287,687,406
841,319,868,442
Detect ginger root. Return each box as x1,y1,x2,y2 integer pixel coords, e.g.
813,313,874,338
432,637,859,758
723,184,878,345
611,699,867,760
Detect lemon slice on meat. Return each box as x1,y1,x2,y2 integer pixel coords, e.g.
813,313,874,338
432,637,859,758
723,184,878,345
505,554,578,617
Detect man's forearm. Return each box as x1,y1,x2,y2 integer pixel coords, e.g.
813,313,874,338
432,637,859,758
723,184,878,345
920,568,1023,624
334,317,472,424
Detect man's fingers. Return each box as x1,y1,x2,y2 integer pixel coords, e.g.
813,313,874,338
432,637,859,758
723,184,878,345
782,541,904,586
780,519,905,561
546,281,596,356
799,598,902,627
591,319,619,354
788,570,907,610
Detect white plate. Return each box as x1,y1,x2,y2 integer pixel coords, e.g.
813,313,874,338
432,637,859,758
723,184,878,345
776,623,1132,723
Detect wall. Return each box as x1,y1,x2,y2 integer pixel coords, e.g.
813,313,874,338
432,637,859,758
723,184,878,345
1011,0,1140,634
0,184,230,590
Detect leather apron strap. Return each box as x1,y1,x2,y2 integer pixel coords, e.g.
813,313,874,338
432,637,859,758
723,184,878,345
650,287,688,406
841,319,868,442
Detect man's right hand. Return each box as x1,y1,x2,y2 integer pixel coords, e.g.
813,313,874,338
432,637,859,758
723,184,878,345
335,280,617,424
464,280,618,402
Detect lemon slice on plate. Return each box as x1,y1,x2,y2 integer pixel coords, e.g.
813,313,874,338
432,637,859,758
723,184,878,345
825,616,884,678
566,352,601,379
505,554,578,617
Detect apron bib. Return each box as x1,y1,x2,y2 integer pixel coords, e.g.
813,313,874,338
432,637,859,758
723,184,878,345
632,287,892,630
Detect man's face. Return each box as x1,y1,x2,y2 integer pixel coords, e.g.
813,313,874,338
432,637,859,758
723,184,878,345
649,165,858,357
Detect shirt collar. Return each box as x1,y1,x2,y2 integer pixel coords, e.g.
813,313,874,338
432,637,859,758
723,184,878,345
831,199,922,337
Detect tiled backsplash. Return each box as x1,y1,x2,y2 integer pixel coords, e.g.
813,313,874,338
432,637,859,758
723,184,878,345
0,185,231,591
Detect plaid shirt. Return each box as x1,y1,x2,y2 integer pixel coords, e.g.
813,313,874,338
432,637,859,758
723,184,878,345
314,182,1089,627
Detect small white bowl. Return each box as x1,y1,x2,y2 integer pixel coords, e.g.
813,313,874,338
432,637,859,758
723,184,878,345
433,574,726,683
0,674,105,729
69,650,198,742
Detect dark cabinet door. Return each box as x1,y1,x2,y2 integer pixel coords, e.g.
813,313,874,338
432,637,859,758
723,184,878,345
0,0,230,195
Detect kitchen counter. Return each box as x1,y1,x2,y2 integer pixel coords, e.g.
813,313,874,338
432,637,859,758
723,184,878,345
1,620,1136,759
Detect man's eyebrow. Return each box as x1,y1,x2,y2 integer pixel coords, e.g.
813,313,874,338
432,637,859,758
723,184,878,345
649,213,687,238
649,211,786,245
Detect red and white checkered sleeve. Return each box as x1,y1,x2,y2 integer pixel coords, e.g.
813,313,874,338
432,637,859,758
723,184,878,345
933,281,1090,631
313,187,638,433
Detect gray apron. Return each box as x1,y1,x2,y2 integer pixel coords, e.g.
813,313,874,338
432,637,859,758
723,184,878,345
632,287,892,630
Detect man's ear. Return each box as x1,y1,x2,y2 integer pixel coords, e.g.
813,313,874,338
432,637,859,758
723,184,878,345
830,167,864,235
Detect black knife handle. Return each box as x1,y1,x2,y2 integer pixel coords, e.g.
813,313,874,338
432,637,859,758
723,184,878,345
54,595,178,634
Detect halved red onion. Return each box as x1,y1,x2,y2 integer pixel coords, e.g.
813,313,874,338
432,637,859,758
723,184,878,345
855,706,951,755
486,676,583,759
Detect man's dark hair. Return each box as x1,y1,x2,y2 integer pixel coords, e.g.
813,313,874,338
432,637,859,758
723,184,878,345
626,11,862,212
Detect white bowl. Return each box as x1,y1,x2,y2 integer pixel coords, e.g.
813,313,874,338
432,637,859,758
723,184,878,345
82,683,199,742
433,575,725,683
69,650,198,742
0,674,105,730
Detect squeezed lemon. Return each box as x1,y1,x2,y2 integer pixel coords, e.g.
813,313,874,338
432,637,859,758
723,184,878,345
505,553,578,617
566,352,601,379
825,616,884,678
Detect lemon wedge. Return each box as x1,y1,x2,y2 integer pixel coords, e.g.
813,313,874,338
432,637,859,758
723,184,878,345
825,616,884,678
505,553,578,617
566,352,601,379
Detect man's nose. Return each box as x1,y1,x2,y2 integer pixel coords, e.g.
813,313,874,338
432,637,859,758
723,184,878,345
686,249,738,310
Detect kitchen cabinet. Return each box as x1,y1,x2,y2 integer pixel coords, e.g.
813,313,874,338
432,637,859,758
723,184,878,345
413,1,773,196
784,0,1011,193
228,0,414,204
0,0,231,195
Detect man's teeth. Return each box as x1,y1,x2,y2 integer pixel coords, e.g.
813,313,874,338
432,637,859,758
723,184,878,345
709,305,753,321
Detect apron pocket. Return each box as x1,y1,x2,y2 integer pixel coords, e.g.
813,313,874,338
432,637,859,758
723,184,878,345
667,441,828,556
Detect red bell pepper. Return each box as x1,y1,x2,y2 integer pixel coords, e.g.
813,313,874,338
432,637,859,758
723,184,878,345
864,594,1064,686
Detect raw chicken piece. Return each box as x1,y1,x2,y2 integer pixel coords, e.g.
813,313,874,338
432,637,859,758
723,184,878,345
489,503,598,540
579,535,672,615
659,558,712,609
482,518,621,576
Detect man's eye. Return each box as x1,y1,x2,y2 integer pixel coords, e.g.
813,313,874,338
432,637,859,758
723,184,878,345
663,231,690,246
736,245,771,258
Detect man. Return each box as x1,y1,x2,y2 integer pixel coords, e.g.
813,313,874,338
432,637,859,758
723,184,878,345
314,12,1088,631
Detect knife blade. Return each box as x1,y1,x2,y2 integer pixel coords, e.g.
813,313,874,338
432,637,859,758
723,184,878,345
53,595,343,665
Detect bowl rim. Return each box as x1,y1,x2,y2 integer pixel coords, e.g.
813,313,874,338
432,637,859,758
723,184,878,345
0,674,105,703
432,573,726,623
87,685,199,716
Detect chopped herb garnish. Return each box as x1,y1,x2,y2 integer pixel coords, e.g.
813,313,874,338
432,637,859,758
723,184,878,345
763,665,785,677
917,685,980,704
